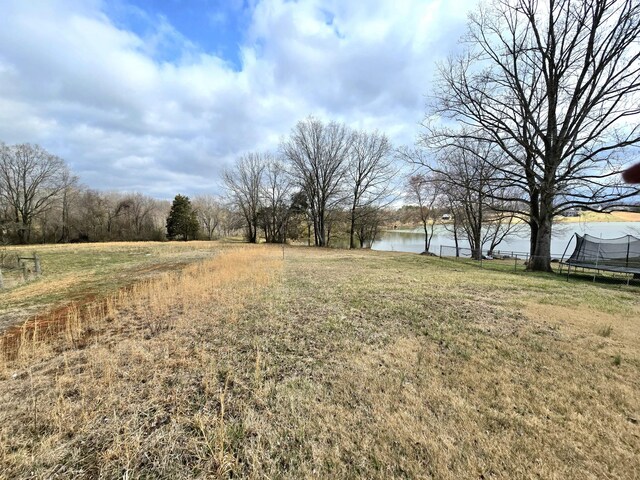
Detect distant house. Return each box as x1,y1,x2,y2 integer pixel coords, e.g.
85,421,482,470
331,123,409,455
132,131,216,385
563,209,580,217
441,213,451,220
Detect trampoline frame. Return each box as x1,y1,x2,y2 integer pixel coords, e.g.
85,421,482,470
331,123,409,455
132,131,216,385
560,233,640,284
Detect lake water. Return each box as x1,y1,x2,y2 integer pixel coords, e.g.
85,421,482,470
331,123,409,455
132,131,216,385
371,221,640,258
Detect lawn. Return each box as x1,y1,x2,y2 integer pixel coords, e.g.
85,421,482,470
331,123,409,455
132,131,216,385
0,244,638,478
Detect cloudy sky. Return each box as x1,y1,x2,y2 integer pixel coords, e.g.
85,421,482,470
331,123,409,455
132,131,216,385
0,0,477,198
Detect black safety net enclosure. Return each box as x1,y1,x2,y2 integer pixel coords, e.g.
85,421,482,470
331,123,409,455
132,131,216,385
563,234,640,275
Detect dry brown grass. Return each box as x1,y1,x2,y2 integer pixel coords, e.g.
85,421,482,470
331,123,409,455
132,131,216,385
556,210,640,223
0,244,638,479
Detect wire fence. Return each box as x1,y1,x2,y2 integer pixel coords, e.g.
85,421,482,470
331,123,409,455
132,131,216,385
438,245,557,272
438,244,639,284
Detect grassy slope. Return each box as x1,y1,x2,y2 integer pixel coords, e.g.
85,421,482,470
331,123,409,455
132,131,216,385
0,244,638,479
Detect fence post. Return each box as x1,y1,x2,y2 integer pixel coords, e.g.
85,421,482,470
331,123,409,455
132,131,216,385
21,261,28,281
34,253,41,276
439,245,443,258
514,255,518,272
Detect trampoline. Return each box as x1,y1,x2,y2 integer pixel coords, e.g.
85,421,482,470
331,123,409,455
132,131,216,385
561,234,640,279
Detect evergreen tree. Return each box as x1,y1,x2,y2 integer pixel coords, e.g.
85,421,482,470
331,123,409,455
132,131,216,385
166,194,199,241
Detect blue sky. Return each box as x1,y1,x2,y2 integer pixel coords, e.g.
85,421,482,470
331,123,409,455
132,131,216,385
106,0,251,68
0,0,475,198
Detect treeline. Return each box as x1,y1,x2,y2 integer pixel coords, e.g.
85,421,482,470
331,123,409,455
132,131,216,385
224,117,398,248
223,0,640,272
0,132,401,248
223,117,528,254
0,142,241,244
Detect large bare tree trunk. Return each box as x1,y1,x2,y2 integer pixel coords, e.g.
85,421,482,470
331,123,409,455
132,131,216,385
471,228,482,261
528,221,538,261
530,188,553,271
317,214,326,247
349,208,357,249
423,220,429,253
531,215,553,272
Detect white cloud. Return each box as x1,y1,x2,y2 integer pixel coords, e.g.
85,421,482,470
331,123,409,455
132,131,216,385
0,0,476,198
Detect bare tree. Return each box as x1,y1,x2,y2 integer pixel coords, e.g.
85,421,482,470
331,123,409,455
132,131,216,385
193,195,223,240
147,198,171,241
71,189,109,241
426,0,640,271
440,143,491,259
354,206,386,248
223,153,265,243
0,143,76,243
407,174,440,254
259,158,294,243
440,190,465,257
288,190,312,245
483,210,523,257
219,204,246,238
101,193,155,240
58,180,80,243
428,139,524,259
347,130,396,248
281,117,352,247
126,193,156,238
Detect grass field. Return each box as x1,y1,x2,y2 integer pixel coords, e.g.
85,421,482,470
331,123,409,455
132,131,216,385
0,243,639,478
0,241,220,331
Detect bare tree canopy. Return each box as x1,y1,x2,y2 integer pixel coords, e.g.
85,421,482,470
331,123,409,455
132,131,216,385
259,159,295,244
0,143,76,243
406,173,441,254
193,195,223,240
222,151,304,244
69,189,168,242
347,130,397,248
424,0,640,271
430,138,524,258
281,117,352,247
223,152,266,243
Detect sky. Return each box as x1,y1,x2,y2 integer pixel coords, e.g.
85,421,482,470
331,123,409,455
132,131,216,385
0,0,477,198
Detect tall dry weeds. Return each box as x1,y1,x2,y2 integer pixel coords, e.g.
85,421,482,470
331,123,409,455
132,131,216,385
0,245,282,478
1,245,276,363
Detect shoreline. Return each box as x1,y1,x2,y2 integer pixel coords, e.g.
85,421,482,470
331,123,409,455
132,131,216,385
387,212,640,232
